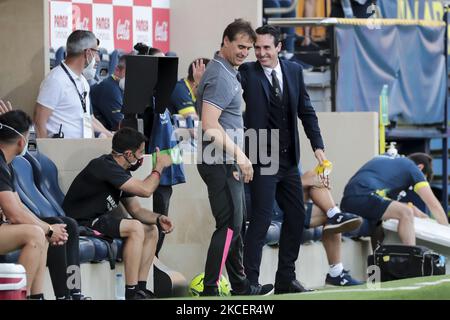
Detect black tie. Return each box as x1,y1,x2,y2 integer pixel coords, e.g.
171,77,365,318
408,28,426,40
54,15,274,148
271,70,282,101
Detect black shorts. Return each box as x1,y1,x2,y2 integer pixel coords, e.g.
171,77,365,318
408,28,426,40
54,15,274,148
340,193,392,227
91,214,132,239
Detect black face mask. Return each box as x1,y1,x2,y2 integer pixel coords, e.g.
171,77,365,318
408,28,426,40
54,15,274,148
128,156,144,171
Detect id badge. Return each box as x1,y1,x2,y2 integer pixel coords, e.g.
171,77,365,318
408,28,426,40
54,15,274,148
83,113,94,139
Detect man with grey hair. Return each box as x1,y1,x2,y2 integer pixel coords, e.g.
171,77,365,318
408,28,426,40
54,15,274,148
34,30,113,139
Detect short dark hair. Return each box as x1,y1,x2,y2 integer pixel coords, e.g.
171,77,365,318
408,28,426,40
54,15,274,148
408,152,433,181
221,19,257,47
0,110,32,144
117,56,126,70
112,127,148,153
187,58,211,82
255,25,282,47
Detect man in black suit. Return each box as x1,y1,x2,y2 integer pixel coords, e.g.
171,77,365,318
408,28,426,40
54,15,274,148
239,25,360,293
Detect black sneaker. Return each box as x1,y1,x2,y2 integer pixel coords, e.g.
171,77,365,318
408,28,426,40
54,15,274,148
126,289,155,300
71,294,92,300
139,288,157,299
274,279,314,294
323,212,362,234
231,283,274,296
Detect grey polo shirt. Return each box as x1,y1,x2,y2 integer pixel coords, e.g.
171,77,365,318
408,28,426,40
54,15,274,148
197,53,243,163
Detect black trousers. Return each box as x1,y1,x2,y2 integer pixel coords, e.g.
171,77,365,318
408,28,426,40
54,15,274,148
197,163,247,291
243,157,305,286
153,185,173,256
41,216,80,299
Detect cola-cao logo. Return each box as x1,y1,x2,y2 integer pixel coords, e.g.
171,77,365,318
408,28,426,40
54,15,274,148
117,19,131,40
155,21,168,42
76,17,90,30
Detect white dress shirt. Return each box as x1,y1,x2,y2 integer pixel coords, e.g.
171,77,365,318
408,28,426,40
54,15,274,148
262,60,283,94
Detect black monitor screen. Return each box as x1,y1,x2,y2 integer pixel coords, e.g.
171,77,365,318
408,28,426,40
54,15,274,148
122,55,178,114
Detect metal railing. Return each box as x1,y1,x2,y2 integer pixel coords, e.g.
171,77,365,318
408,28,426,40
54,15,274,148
264,0,299,15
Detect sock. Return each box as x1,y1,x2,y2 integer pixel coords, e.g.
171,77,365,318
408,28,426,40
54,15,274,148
27,293,44,300
125,284,137,299
329,263,344,277
327,206,341,218
138,281,147,292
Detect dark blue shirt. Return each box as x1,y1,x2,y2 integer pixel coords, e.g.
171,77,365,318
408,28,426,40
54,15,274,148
343,156,428,198
90,76,124,131
170,79,197,116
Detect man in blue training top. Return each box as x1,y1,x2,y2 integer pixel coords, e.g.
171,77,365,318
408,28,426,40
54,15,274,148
340,153,449,246
170,58,210,118
90,56,126,131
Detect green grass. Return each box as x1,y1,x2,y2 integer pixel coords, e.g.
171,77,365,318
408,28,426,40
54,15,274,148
175,275,450,300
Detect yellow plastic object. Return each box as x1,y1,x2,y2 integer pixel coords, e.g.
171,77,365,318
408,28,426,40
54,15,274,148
315,160,333,176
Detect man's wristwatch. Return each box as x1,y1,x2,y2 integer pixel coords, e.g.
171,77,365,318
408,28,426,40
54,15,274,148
46,225,54,238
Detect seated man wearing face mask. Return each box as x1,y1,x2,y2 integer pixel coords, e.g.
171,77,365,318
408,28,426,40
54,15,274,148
34,30,113,139
90,55,126,132
63,127,174,299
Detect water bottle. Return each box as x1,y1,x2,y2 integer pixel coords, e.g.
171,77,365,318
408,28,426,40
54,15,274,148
115,273,125,300
386,142,398,158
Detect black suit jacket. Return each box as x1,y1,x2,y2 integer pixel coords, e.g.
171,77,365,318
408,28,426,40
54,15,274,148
239,59,324,165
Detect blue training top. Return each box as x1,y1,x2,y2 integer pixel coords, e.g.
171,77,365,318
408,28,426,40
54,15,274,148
343,156,429,199
170,79,197,116
90,76,124,131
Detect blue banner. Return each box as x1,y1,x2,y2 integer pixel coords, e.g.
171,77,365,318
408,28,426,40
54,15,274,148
335,23,446,124
378,0,445,20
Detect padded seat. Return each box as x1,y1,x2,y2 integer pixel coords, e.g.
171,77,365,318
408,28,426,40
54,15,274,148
0,250,21,264
79,237,96,264
10,156,98,264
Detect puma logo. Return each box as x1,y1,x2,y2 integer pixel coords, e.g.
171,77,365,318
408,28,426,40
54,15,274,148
340,279,348,286
336,215,343,223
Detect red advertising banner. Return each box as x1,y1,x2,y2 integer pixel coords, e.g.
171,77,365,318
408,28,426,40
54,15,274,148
134,0,152,6
72,3,92,31
113,6,133,51
152,8,169,53
49,0,169,52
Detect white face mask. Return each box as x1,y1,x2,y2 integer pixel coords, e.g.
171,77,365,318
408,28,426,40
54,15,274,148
82,52,97,81
119,77,125,91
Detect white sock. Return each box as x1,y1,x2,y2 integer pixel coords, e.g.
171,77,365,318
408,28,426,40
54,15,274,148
329,263,344,277
326,206,341,218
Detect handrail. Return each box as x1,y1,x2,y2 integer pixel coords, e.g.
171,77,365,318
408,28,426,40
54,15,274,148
264,0,299,15
267,17,446,27
267,17,338,27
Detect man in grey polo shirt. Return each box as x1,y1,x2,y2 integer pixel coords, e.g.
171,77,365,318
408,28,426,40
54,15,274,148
196,19,273,296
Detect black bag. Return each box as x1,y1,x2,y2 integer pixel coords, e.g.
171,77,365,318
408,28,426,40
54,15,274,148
367,244,446,282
